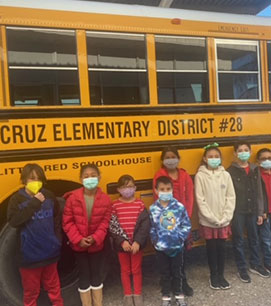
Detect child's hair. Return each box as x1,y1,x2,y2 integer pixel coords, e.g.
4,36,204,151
117,174,135,188
20,163,47,184
80,163,100,177
155,176,173,189
203,147,221,158
256,148,271,160
161,146,180,161
233,142,251,152
201,144,222,166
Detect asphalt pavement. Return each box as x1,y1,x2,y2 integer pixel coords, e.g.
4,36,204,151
1,244,271,306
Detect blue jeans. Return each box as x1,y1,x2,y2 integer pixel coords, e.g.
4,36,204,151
258,217,271,266
231,213,260,271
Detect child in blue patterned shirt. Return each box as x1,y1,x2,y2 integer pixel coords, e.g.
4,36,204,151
150,176,191,306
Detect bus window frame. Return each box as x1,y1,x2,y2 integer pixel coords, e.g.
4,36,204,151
6,26,81,107
215,38,262,103
86,30,149,106
155,34,209,104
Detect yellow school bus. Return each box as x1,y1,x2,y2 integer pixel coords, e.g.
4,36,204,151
0,0,271,304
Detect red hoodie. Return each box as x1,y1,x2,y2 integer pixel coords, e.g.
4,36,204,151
153,167,194,218
62,187,111,253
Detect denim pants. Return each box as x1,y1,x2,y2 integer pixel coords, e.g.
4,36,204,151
231,213,260,271
258,217,271,266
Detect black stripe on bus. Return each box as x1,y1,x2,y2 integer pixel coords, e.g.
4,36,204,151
1,134,271,162
1,103,271,119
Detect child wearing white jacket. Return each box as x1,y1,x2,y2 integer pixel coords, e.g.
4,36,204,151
195,143,236,290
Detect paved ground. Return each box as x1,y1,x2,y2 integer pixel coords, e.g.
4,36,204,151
104,244,271,306
1,243,271,306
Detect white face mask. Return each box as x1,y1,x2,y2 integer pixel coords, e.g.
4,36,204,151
261,160,271,170
163,158,179,170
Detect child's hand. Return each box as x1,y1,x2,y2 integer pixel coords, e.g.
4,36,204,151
257,216,263,225
34,192,45,202
121,240,131,252
79,237,91,248
86,235,95,245
131,241,140,254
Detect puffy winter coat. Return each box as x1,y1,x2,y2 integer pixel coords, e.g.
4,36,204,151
62,187,111,253
153,167,194,218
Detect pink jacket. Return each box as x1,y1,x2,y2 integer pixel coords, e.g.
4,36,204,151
62,187,111,253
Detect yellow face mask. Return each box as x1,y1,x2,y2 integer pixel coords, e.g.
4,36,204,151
26,181,43,195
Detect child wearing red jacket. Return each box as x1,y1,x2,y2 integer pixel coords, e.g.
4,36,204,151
62,164,111,306
153,146,194,296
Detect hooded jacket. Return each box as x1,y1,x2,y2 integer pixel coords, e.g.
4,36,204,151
195,165,236,228
7,188,62,268
62,187,111,253
149,198,191,257
153,167,194,218
227,162,264,216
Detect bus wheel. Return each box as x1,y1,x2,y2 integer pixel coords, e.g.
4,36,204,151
0,223,81,306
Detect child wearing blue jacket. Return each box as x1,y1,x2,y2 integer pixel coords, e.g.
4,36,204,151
7,163,63,306
150,176,191,306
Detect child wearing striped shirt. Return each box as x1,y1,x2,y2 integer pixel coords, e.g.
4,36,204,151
109,175,150,306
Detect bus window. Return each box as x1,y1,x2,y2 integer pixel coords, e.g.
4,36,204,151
6,27,80,106
267,42,271,100
155,36,209,104
216,39,261,102
86,32,149,105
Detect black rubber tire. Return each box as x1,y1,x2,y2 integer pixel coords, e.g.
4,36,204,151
0,223,82,306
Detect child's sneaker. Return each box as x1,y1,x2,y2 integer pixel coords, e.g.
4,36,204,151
175,295,187,306
162,297,171,306
264,264,271,273
238,269,251,283
209,275,220,290
182,279,194,297
218,276,231,290
249,265,270,278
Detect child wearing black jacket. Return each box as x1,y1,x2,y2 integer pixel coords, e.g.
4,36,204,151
7,163,63,306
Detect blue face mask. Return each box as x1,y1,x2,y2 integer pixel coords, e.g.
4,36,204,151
237,151,250,162
158,191,173,202
207,158,221,169
261,160,271,170
83,177,99,190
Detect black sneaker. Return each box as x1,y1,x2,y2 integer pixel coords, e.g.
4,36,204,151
218,275,231,289
238,270,251,283
264,264,271,273
209,275,220,290
249,265,270,278
182,279,194,297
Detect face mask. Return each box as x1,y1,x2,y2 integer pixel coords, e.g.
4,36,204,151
26,181,42,195
163,158,179,170
158,191,173,202
83,177,99,190
207,158,221,169
119,187,136,198
237,151,250,162
261,160,271,170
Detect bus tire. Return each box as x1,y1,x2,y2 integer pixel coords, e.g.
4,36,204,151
0,224,81,306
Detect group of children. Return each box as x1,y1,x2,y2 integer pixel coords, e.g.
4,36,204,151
7,143,271,306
